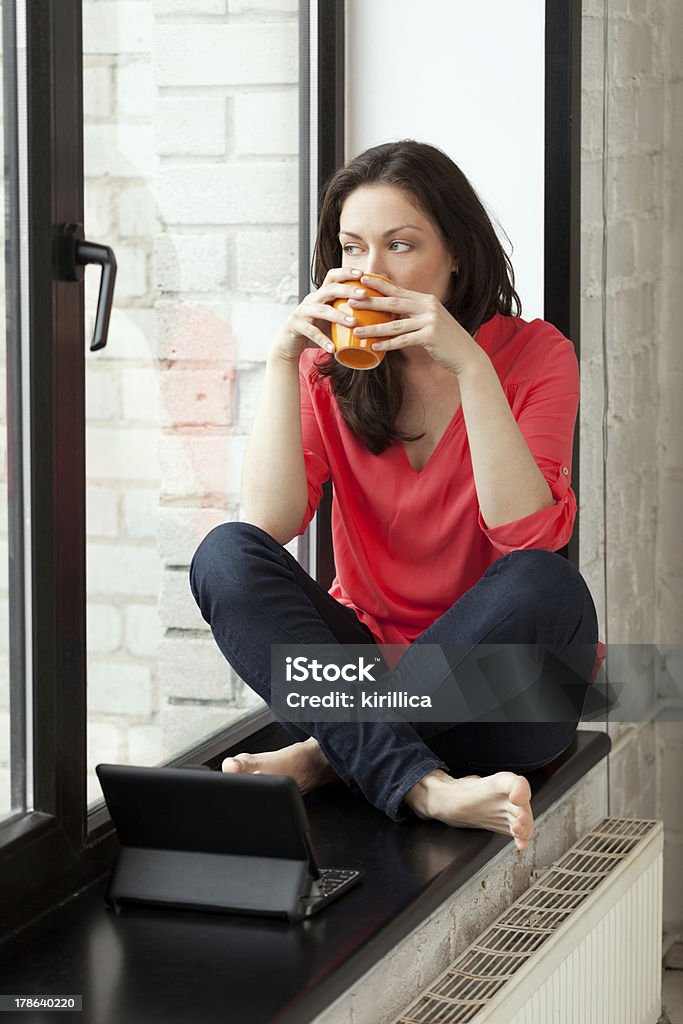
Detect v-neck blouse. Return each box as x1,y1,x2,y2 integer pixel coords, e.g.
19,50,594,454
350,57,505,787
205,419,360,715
296,312,580,665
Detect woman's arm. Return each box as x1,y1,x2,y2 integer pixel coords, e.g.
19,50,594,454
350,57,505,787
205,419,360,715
241,270,365,545
240,346,309,546
457,350,556,530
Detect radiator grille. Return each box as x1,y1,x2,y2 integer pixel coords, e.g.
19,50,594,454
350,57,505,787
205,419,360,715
394,817,661,1024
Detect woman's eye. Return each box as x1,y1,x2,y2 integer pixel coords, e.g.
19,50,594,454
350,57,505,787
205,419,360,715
389,241,412,252
342,244,362,255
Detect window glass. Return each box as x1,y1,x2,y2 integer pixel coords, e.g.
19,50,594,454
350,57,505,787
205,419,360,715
83,1,301,804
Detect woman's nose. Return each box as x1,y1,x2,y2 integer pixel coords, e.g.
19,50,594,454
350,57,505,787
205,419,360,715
364,251,387,277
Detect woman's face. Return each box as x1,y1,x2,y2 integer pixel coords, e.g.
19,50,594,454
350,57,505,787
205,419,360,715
338,184,457,303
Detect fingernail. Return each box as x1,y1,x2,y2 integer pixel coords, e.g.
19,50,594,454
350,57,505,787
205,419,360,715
354,288,366,296
326,342,335,351
344,315,356,323
351,269,362,277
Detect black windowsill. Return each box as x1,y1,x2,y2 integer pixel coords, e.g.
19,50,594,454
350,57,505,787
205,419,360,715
1,731,609,1024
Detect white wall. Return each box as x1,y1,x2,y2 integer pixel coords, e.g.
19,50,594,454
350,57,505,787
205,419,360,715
345,0,545,320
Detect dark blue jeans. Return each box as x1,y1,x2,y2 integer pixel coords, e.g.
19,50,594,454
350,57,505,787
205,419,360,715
189,522,599,821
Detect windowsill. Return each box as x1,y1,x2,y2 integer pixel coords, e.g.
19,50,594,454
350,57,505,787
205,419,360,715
0,730,610,1024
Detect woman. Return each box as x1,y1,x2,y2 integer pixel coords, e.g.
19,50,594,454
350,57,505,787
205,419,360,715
190,140,599,853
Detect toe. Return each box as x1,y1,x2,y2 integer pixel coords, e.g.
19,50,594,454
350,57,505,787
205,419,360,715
222,754,255,773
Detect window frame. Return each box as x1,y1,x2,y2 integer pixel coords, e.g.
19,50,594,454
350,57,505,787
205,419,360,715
0,0,582,938
0,0,335,937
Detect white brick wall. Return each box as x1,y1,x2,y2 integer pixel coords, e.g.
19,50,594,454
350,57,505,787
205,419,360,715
579,0,683,930
154,25,297,87
150,0,300,770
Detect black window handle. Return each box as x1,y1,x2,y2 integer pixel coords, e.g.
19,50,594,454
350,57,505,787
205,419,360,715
58,222,117,351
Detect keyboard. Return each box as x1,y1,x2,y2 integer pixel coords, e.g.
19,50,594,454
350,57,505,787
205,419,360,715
302,867,363,917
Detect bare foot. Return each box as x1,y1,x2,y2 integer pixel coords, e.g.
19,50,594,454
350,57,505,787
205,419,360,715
221,736,338,794
404,770,535,852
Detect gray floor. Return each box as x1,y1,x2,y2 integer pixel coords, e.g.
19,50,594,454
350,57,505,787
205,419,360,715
662,968,683,1023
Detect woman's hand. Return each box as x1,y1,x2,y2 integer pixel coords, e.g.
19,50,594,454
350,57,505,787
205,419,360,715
347,274,483,376
270,268,369,363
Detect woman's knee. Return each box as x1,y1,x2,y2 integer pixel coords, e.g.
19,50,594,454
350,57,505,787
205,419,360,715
495,548,598,638
189,521,277,604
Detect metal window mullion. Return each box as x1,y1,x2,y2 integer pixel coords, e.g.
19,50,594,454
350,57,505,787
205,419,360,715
27,0,86,845
313,0,344,591
545,0,582,567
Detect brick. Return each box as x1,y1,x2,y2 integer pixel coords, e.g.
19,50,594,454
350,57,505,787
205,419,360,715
154,234,228,293
84,124,156,179
111,244,149,300
117,60,154,119
160,368,235,428
633,213,662,277
121,367,161,422
122,488,160,540
580,88,605,157
237,226,297,293
85,182,113,239
154,25,297,87
0,769,11,817
614,20,654,81
0,711,9,761
160,703,249,757
159,636,233,702
155,97,226,157
234,90,297,155
0,653,8,706
158,507,230,565
154,0,225,13
87,603,122,654
609,84,638,156
85,367,119,421
580,157,604,230
233,300,292,364
158,434,238,500
636,84,663,149
229,0,297,10
87,485,120,540
126,724,163,765
83,3,153,56
0,599,8,655
160,567,209,630
87,427,161,482
83,64,113,118
607,154,656,219
88,660,153,716
155,301,238,364
581,16,606,90
87,722,121,768
235,365,264,431
118,186,162,238
606,219,636,279
126,604,164,658
87,542,161,599
109,309,157,360
155,162,297,226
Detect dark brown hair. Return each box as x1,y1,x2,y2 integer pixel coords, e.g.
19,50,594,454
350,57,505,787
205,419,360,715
309,140,522,455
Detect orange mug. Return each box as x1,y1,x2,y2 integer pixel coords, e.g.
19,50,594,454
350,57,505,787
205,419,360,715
331,273,397,369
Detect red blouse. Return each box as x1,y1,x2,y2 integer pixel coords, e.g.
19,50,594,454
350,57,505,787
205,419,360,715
296,311,602,674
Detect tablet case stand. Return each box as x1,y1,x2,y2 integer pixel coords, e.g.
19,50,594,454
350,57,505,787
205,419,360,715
96,764,335,922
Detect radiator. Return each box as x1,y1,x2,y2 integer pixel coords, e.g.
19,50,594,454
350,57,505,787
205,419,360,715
394,818,663,1024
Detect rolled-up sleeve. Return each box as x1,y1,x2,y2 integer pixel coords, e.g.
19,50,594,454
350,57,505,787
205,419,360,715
478,337,580,554
295,358,331,537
